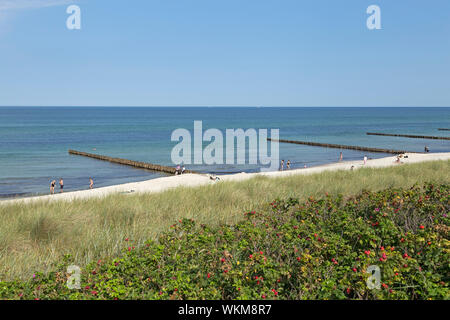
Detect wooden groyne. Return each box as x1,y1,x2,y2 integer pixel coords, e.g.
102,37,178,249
267,139,410,154
68,150,198,175
367,132,450,141
438,128,450,131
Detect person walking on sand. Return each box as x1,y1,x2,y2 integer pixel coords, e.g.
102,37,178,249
286,160,291,170
50,180,56,194
89,177,94,189
363,155,367,165
59,178,64,193
280,160,284,171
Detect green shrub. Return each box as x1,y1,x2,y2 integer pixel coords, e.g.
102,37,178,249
1,183,448,300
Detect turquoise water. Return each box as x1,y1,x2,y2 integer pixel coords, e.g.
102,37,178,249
0,107,449,198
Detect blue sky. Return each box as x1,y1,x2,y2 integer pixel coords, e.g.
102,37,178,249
0,0,449,107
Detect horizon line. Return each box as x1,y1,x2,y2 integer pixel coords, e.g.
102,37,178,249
1,106,450,108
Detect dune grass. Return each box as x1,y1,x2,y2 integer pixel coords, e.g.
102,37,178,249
0,160,449,281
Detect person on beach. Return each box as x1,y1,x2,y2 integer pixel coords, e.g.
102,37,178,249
286,160,291,170
304,164,307,168
181,166,186,174
363,155,367,165
50,180,56,194
339,152,343,162
350,165,355,171
209,174,220,181
280,160,284,171
424,146,430,153
175,165,181,175
59,178,64,193
89,178,94,189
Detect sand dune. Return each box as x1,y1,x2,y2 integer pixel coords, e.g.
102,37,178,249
2,152,449,205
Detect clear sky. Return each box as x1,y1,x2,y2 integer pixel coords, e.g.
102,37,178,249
0,0,449,107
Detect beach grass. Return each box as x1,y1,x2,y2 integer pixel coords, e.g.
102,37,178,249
1,160,449,281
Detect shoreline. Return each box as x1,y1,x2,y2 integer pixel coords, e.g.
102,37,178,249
1,152,450,206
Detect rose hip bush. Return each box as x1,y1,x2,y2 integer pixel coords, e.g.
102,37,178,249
1,183,448,300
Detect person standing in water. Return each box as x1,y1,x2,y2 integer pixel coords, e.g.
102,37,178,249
89,178,94,189
280,160,284,171
59,178,64,193
339,152,343,162
50,180,56,194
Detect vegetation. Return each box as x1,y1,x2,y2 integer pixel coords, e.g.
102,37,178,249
0,160,449,283
0,182,448,300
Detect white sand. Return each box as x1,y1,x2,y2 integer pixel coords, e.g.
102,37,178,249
1,152,449,206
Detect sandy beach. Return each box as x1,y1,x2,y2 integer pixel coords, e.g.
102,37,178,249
2,152,449,206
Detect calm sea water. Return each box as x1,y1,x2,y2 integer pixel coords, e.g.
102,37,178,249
0,107,449,198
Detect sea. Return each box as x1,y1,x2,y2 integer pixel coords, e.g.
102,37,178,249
0,107,449,198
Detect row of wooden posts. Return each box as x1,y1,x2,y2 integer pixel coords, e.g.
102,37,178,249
366,132,450,141
267,139,409,154
68,150,198,175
